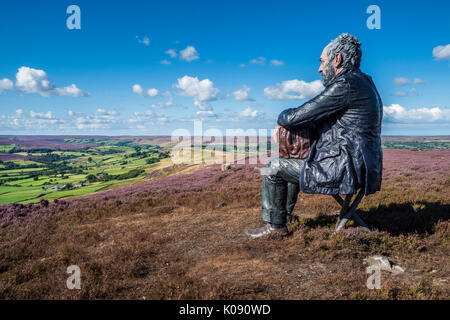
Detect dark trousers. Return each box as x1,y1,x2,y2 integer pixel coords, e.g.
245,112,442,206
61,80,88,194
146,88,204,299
261,156,305,227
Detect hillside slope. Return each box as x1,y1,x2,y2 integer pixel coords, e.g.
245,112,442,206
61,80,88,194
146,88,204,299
0,149,449,299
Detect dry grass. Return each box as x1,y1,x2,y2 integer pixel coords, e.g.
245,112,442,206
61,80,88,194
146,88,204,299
0,149,449,299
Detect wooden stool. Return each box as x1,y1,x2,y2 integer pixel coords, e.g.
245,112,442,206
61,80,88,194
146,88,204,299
331,188,372,231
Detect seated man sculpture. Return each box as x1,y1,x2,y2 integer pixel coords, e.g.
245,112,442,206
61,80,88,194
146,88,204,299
245,33,383,239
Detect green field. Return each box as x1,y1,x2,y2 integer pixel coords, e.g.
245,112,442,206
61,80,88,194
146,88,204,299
0,145,15,152
382,141,450,150
0,140,171,205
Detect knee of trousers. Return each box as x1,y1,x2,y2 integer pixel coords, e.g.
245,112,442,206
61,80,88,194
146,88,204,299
264,157,284,184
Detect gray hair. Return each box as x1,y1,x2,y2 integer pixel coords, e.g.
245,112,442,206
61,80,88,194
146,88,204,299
327,33,362,70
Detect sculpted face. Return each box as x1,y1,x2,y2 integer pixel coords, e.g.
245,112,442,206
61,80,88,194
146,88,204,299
318,44,343,85
318,44,335,85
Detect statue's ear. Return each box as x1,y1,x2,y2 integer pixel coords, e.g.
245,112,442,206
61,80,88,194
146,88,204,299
334,53,343,68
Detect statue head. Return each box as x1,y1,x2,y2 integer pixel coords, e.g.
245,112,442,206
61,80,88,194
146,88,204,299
318,33,362,85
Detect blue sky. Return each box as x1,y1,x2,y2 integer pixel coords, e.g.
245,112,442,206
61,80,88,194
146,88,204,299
0,0,449,136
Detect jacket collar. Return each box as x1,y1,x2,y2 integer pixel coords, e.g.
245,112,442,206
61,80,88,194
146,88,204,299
325,67,359,87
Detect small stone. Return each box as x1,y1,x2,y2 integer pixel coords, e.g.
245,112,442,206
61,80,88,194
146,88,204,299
215,202,226,208
221,164,232,171
364,255,405,274
392,265,405,274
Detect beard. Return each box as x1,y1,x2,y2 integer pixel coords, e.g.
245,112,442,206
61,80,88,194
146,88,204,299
321,62,336,85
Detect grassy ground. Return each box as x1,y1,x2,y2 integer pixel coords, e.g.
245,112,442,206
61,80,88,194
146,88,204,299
0,149,448,299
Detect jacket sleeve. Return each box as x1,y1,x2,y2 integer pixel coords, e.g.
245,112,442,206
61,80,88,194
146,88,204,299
277,78,350,129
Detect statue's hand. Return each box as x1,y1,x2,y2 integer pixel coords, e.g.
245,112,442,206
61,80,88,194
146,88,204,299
272,125,282,143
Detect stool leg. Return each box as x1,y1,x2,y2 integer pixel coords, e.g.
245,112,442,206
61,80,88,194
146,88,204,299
335,194,352,231
332,194,344,206
335,189,365,231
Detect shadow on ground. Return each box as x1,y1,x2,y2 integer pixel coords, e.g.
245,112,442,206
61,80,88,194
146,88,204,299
301,201,449,236
362,201,449,236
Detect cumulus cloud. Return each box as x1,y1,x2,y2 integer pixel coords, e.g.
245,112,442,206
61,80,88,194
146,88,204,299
393,88,418,97
394,77,425,86
270,59,284,66
394,77,410,86
0,108,134,131
132,84,159,97
68,110,80,116
128,109,172,128
30,110,53,119
73,108,121,129
150,97,174,109
0,78,13,93
136,36,150,46
432,44,450,61
239,106,263,118
264,79,324,100
95,108,118,116
233,85,254,102
179,46,199,62
383,104,450,123
15,66,88,97
165,49,177,58
250,57,266,65
174,75,219,113
54,84,88,97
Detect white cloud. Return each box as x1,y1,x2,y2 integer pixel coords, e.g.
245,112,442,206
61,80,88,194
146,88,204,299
394,77,425,86
132,84,159,97
96,108,117,116
160,60,171,65
1,108,127,131
383,104,450,123
73,109,120,129
165,49,177,58
393,88,418,97
179,46,199,62
233,85,254,102
68,110,82,116
151,97,174,109
394,77,410,86
0,78,13,93
30,110,53,119
136,36,150,46
239,106,263,118
270,59,284,66
15,66,88,97
250,57,266,65
432,44,450,61
54,84,88,97
157,117,168,124
174,75,219,113
264,79,324,100
196,110,215,117
132,110,155,118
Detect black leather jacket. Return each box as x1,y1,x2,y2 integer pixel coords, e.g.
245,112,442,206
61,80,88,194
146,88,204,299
277,67,383,195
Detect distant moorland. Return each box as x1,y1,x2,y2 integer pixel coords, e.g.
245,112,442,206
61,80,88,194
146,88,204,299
0,135,449,205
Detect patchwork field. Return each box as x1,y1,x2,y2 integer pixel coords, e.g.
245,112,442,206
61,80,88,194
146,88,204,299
0,135,448,299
